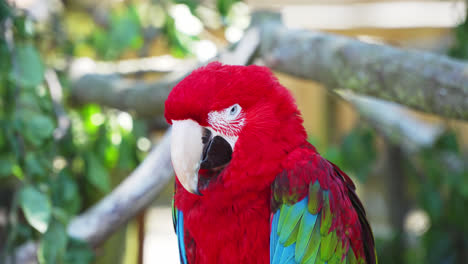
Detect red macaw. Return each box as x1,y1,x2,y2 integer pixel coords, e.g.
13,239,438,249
165,62,377,264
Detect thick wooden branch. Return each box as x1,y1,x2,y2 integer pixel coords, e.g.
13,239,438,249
8,130,173,264
70,55,193,76
70,69,184,117
337,91,444,153
67,130,173,245
258,21,468,121
70,28,260,117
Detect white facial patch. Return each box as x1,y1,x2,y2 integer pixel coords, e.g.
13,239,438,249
207,104,245,150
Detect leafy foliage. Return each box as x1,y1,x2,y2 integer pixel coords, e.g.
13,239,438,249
449,4,468,60
217,0,241,18
0,2,152,263
0,5,98,263
318,125,468,264
414,133,468,264
19,186,52,233
321,125,377,182
89,6,143,60
0,0,243,263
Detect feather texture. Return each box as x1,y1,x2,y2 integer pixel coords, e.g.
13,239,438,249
165,62,376,264
270,145,377,264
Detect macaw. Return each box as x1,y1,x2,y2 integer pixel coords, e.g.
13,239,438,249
165,62,377,264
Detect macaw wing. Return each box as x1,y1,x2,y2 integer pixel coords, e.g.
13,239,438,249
270,148,376,264
172,199,188,264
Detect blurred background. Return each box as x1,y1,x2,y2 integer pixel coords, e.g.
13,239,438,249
0,0,467,264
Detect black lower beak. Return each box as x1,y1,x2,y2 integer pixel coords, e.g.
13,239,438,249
200,129,233,170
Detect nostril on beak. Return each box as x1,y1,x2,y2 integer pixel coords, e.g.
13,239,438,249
202,128,212,144
201,128,212,162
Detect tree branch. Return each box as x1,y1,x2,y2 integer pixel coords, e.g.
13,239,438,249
70,69,185,118
45,69,71,141
257,20,468,121
337,91,444,153
67,130,173,246
69,27,261,117
70,55,193,76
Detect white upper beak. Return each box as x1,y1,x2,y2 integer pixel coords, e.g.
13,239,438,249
170,119,203,195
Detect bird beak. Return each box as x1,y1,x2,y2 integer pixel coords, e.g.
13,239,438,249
170,119,233,195
171,119,204,195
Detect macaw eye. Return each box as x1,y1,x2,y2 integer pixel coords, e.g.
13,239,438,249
228,104,241,118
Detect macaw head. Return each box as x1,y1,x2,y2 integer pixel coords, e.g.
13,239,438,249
165,62,307,195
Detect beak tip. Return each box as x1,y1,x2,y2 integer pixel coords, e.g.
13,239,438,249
184,187,202,196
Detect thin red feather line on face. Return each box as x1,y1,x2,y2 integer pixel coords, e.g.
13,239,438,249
207,111,245,137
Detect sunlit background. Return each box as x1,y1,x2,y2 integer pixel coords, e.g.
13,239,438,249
1,0,468,264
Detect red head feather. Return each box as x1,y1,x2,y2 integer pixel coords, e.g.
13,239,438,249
165,61,308,194
165,62,304,134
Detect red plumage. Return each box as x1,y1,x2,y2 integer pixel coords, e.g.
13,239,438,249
165,62,375,264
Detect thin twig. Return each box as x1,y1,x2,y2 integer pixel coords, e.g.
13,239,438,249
44,69,71,141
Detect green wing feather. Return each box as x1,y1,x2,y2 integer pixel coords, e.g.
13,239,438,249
271,151,377,264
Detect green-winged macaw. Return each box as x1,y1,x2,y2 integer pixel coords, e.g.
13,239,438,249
165,62,376,264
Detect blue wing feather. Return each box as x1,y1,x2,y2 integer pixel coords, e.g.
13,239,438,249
279,243,296,263
270,147,377,264
295,211,318,262
173,201,188,264
271,211,280,262
177,210,188,264
271,197,320,264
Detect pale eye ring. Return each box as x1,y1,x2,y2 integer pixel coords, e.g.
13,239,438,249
228,104,241,117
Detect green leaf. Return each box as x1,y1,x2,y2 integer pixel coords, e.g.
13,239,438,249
460,171,468,199
434,132,459,153
0,0,12,21
25,152,45,177
12,164,24,180
18,110,55,146
0,37,11,76
109,6,141,50
0,154,14,177
13,15,35,38
19,185,52,233
86,153,110,192
174,0,199,13
38,220,68,264
65,238,95,264
164,15,192,57
92,5,142,59
117,135,137,170
15,222,35,241
10,44,44,88
18,91,38,109
81,104,102,135
28,114,55,141
51,171,81,217
217,0,239,18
